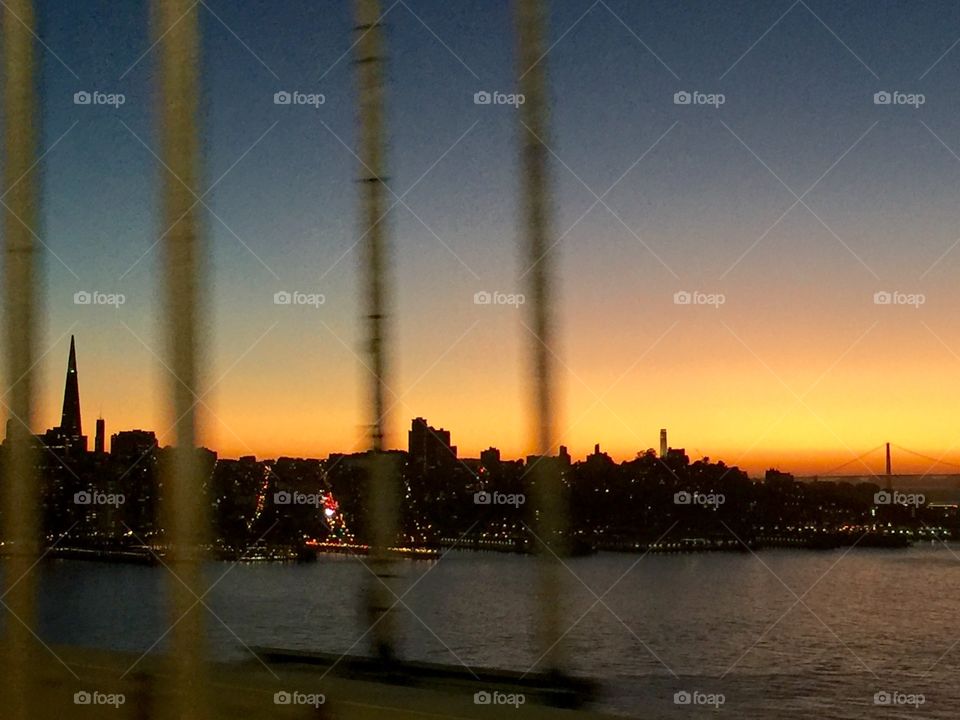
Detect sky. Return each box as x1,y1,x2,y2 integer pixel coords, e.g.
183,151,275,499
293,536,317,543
6,0,960,476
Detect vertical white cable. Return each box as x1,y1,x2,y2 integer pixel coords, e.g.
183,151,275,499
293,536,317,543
155,1,207,716
353,0,399,661
516,0,567,674
1,1,41,717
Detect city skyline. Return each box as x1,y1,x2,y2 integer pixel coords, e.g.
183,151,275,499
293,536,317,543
13,332,945,561
12,0,960,476
11,334,954,479
6,4,960,718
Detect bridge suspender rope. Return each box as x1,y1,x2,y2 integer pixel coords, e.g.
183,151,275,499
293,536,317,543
1,2,41,718
353,0,400,662
516,0,569,675
155,1,208,718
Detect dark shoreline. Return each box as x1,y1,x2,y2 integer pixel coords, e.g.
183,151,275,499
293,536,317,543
7,530,918,567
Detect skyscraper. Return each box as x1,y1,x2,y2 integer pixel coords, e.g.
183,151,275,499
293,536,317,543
60,336,82,438
43,335,87,454
408,417,457,473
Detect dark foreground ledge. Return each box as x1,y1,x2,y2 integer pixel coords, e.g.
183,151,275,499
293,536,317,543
254,646,598,709
0,643,614,719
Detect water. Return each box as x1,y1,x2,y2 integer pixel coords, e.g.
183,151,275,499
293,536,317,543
22,545,960,717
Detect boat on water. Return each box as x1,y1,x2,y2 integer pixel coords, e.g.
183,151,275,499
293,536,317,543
220,541,316,563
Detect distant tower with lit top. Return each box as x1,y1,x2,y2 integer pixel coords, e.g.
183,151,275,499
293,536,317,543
61,336,82,438
49,335,87,453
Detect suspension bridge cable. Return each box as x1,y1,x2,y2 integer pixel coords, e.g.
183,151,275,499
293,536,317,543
820,444,885,476
891,444,960,470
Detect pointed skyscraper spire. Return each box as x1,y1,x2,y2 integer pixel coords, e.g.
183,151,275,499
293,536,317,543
60,335,82,437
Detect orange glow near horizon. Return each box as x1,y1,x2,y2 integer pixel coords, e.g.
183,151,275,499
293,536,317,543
14,0,960,488
16,295,960,480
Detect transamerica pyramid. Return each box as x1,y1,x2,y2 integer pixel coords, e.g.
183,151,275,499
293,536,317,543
60,335,82,438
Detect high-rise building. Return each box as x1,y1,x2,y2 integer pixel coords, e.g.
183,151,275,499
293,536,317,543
408,417,457,473
587,443,613,465
95,418,106,454
480,447,501,468
61,336,82,438
110,430,158,459
41,336,87,454
660,429,667,458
